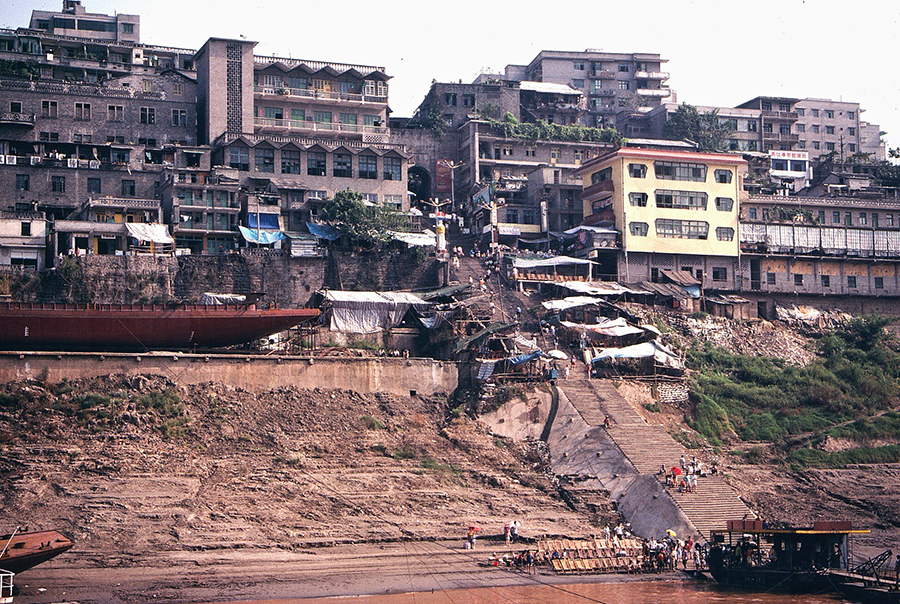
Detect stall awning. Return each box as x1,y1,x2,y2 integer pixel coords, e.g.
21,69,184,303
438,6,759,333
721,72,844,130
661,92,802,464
513,255,595,269
125,223,173,244
239,226,285,244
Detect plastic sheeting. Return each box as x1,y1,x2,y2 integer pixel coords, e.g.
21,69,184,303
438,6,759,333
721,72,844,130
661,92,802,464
591,341,683,370
239,226,286,244
199,292,247,305
323,290,431,334
560,318,645,338
247,213,280,229
306,222,342,241
513,255,595,269
542,296,604,311
390,230,436,247
125,223,173,244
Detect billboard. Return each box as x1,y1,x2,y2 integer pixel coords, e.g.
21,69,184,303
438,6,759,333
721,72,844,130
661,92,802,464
435,159,453,193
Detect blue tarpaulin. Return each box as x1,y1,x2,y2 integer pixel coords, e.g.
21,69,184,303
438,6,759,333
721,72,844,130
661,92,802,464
239,226,286,244
306,222,342,241
507,350,543,366
247,213,281,229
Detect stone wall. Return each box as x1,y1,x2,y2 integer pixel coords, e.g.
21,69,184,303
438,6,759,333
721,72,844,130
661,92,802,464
0,351,458,398
326,249,441,292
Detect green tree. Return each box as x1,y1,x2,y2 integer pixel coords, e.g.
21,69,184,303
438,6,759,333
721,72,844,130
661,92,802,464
319,189,408,247
662,103,735,151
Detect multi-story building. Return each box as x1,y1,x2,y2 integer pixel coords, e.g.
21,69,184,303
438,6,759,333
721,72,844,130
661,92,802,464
576,147,746,289
0,209,47,269
793,99,885,161
507,50,672,128
635,103,767,152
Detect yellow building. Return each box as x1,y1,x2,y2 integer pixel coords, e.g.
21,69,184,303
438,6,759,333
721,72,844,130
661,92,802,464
576,147,746,287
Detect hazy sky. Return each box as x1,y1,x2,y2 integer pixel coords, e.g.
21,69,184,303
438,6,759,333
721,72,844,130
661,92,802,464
5,0,900,152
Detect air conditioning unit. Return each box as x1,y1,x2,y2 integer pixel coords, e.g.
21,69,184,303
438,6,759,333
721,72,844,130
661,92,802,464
0,156,5,165
4,156,14,165
30,156,42,165
67,158,78,168
89,160,100,169
263,88,275,94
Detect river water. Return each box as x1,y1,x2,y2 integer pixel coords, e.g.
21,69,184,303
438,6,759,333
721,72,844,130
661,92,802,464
295,579,857,604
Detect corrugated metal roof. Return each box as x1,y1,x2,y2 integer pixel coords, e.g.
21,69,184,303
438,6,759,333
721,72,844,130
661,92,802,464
661,269,701,287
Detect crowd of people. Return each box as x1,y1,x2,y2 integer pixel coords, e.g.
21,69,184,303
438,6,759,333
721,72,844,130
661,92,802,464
660,455,719,494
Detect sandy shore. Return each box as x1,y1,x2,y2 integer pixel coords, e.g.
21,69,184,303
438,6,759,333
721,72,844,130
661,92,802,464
11,540,670,604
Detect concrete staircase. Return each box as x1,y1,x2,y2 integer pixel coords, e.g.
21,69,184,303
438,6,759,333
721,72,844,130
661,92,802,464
557,378,751,539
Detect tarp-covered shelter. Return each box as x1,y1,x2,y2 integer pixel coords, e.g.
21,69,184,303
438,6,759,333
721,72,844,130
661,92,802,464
512,255,595,282
199,292,247,305
590,341,684,377
390,230,436,247
306,222,342,241
125,223,174,245
320,290,431,334
239,226,286,245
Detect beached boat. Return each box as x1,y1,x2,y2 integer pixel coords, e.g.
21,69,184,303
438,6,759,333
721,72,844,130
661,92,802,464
0,302,319,351
0,529,74,574
706,520,868,593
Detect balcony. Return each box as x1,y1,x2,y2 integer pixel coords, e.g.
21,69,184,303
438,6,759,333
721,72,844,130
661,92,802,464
634,70,670,80
762,132,800,143
253,85,387,105
0,111,35,126
589,69,616,79
636,88,671,97
254,117,388,137
761,110,799,120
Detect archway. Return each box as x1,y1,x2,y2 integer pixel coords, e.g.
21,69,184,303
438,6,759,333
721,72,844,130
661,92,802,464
407,166,432,204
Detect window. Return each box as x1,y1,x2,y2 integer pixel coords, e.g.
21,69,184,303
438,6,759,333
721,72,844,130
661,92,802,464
714,169,732,183
111,148,129,163
525,146,536,157
574,149,584,165
848,143,856,152
107,104,124,121
334,153,352,178
19,221,31,237
617,81,629,90
307,151,326,176
308,190,327,200
813,141,820,150
573,79,584,88
859,212,867,226
795,108,805,116
73,133,92,144
51,175,65,192
818,210,826,224
173,82,183,96
339,112,357,125
574,62,585,70
550,148,560,164
654,161,707,182
796,124,805,133
121,179,136,196
763,123,773,133
629,222,649,236
363,194,378,205
463,94,475,107
845,212,852,226
848,111,855,120
384,194,402,210
761,101,772,111
779,124,791,134
263,106,283,120
15,174,29,191
502,145,513,156
887,214,894,227
875,277,884,289
655,219,709,239
825,125,835,134
171,109,187,126
255,148,274,172
747,120,757,132
282,150,302,174
715,227,735,241
779,102,791,112
74,102,91,120
811,109,819,117
359,155,377,179
847,276,857,288
523,209,536,224
712,267,727,281
797,141,806,149
794,274,803,286
140,107,156,124
767,272,776,285
826,142,835,151
122,22,134,33
629,192,648,206
383,156,401,181
628,163,647,178
591,168,612,184
618,64,629,72
714,197,734,211
748,207,758,220
87,177,101,194
107,135,124,144
811,125,819,134
444,92,457,106
505,208,518,223
825,109,834,119
41,100,57,118
821,275,830,287
142,80,155,94
228,146,249,171
314,111,332,124
655,189,708,210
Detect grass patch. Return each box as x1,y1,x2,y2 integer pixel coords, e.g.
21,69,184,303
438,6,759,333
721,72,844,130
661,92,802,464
642,402,661,413
421,456,461,477
788,444,900,469
360,415,385,430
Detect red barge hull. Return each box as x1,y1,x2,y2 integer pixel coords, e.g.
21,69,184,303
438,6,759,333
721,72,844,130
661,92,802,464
0,530,74,574
0,302,319,351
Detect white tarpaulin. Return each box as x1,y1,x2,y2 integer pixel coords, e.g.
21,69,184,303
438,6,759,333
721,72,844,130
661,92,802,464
125,223,174,244
324,290,431,334
592,341,684,370
199,292,247,305
390,230,436,247
542,296,604,311
561,318,645,338
513,256,595,269
559,281,646,296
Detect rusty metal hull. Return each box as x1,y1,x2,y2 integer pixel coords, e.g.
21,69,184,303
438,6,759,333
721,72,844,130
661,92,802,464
0,303,319,351
0,530,74,574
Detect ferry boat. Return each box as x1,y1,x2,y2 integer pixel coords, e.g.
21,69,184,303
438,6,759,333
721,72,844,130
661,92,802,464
706,520,868,592
0,302,319,351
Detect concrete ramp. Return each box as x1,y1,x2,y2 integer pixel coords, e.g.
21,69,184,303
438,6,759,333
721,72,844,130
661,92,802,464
554,379,751,540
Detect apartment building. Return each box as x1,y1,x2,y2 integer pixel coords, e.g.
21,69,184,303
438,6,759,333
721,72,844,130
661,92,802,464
793,99,885,161
509,50,672,128
576,147,746,289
